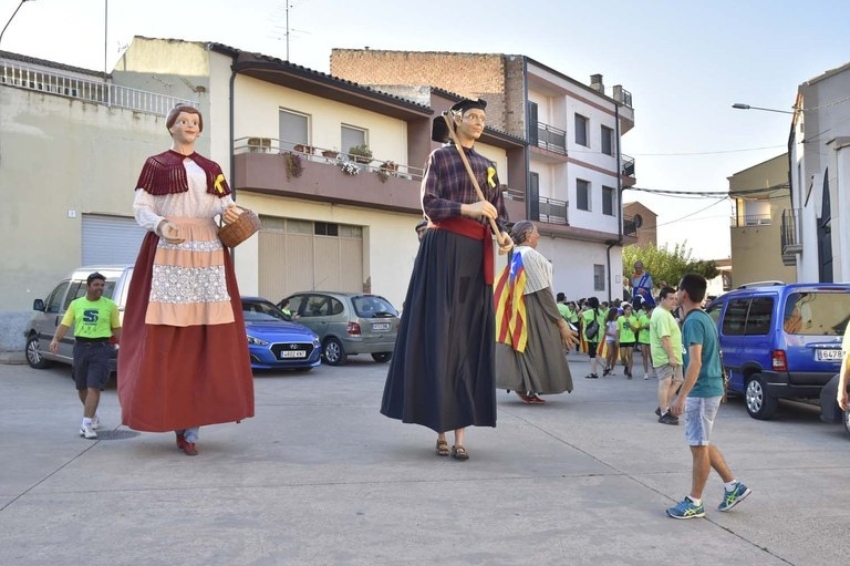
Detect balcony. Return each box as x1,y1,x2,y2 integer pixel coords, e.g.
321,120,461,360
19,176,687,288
531,122,567,160
621,154,636,187
781,208,802,266
731,213,771,227
0,59,197,115
623,215,638,236
536,196,568,225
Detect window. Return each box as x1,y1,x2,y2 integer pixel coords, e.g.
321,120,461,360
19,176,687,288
315,222,339,237
602,186,616,216
577,179,590,211
745,297,773,336
279,109,309,152
593,264,605,291
575,113,588,146
342,125,367,156
45,282,70,314
601,125,614,155
721,299,748,336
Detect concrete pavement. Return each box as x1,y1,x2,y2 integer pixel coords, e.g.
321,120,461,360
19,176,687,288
1,353,849,565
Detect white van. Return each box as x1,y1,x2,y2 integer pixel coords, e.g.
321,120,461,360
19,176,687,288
24,265,134,370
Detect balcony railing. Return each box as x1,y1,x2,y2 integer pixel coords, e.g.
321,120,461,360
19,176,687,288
538,196,568,225
623,214,638,236
731,213,771,227
535,122,567,154
621,154,635,177
234,137,424,180
781,208,802,254
0,59,198,115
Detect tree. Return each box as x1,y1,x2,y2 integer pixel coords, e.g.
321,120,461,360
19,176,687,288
623,242,719,295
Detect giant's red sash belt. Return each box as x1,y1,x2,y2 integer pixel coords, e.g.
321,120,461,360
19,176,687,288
432,216,494,284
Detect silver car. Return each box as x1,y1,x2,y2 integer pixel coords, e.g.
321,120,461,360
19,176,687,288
278,292,399,366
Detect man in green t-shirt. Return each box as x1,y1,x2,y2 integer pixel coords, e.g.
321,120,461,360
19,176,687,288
50,272,121,440
649,286,683,425
666,273,750,520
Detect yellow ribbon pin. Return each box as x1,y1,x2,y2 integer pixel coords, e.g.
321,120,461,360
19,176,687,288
214,173,226,194
487,166,497,188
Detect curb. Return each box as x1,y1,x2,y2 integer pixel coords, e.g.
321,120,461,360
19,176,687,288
0,351,27,365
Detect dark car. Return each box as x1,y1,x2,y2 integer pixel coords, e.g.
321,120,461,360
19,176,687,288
278,291,399,366
242,297,321,371
705,282,850,420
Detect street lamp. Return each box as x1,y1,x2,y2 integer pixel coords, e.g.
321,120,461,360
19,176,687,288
731,103,795,115
0,0,36,50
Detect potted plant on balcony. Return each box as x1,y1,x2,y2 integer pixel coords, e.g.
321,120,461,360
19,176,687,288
348,144,373,164
284,152,304,180
322,148,339,159
377,160,397,183
293,143,314,156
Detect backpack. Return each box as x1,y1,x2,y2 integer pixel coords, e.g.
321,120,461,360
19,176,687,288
585,311,600,340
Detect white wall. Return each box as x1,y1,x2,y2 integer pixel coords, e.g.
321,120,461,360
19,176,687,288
534,237,624,302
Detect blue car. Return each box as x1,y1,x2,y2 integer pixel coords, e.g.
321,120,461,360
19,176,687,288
705,282,850,420
242,297,322,371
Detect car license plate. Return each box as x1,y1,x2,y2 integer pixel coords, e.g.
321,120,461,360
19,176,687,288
372,323,391,331
280,350,307,359
815,349,843,361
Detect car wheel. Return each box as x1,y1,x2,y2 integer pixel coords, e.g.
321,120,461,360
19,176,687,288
322,337,347,366
371,352,392,363
745,373,778,420
25,335,51,369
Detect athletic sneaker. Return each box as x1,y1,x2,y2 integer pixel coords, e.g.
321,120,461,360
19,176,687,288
658,412,679,425
718,483,751,512
655,407,662,416
644,373,650,380
80,423,97,440
666,497,705,519
91,415,101,430
585,373,599,379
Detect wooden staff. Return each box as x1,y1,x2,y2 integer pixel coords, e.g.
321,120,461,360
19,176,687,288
441,112,512,253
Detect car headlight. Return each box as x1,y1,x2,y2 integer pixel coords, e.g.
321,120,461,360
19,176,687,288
247,334,269,346
312,336,320,347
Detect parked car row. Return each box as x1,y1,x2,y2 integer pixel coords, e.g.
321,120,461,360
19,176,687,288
24,266,401,374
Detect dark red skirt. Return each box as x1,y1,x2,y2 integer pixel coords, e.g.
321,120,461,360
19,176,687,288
117,233,254,432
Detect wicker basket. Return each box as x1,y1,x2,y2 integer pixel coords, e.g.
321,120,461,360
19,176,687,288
218,209,261,248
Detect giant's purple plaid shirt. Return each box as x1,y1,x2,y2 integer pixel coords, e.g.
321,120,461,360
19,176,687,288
421,144,509,232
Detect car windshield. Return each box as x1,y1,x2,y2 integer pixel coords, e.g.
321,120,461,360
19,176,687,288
783,292,850,336
351,295,397,318
242,300,289,322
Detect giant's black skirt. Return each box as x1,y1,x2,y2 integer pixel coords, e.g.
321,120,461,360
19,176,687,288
380,228,497,433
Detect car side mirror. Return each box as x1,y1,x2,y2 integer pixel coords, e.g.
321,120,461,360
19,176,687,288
33,299,45,311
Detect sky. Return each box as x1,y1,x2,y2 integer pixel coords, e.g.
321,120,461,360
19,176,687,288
3,0,850,260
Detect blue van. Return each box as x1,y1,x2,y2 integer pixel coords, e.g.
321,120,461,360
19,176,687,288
705,282,850,420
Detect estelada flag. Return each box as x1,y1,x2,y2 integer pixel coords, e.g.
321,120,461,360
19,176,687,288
597,339,609,359
494,250,528,353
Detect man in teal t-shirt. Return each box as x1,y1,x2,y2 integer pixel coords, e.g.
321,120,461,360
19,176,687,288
650,286,683,424
665,273,750,520
50,272,121,440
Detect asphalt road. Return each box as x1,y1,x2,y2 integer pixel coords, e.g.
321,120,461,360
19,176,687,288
1,353,848,566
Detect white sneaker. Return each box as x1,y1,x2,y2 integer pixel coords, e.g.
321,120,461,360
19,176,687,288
80,423,97,440
91,415,101,430
643,373,649,380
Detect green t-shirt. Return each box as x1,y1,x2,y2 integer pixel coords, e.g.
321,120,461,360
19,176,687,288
682,309,725,398
649,307,683,367
60,297,119,339
582,308,607,341
636,312,652,344
557,303,572,322
618,314,638,343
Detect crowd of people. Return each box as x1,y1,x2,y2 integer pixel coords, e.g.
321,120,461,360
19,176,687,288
58,99,751,520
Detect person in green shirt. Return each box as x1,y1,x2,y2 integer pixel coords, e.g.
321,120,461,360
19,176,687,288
650,286,683,425
582,297,607,379
556,292,574,356
636,304,655,379
50,272,121,440
617,303,639,379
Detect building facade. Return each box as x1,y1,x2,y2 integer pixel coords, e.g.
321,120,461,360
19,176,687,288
623,201,658,248
729,153,796,286
788,61,850,282
330,49,637,301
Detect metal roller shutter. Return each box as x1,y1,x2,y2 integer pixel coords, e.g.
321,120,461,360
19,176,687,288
81,214,147,265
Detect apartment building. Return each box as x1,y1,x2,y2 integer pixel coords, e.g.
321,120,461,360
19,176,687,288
788,61,850,283
330,49,637,300
728,153,796,286
1,39,527,324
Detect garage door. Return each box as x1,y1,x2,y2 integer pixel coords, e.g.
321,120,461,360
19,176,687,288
258,216,364,301
81,214,147,266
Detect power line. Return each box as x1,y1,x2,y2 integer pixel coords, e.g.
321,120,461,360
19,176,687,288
626,184,788,199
